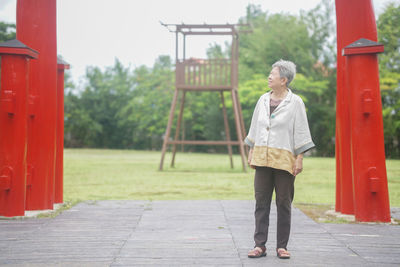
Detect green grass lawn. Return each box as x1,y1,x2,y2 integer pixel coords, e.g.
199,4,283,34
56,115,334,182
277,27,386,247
64,149,400,207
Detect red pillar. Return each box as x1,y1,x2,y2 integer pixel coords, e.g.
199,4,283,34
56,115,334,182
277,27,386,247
55,58,70,204
0,39,38,217
17,0,58,210
335,0,378,214
343,39,390,222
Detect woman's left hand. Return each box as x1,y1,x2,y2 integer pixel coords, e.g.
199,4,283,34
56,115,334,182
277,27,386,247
293,154,303,176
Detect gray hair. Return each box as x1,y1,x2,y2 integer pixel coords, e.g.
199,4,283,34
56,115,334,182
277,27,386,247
272,59,296,86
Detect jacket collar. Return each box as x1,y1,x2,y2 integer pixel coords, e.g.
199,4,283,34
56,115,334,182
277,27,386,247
264,88,293,116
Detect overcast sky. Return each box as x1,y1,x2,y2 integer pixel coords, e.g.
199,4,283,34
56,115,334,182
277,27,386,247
0,0,392,85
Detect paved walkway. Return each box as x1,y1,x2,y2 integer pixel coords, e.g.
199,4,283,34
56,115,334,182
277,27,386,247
0,200,399,266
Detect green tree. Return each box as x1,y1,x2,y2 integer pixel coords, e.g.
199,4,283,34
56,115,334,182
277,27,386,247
378,2,400,73
377,2,400,158
0,22,16,42
64,92,103,147
238,6,314,81
64,59,136,148
300,0,336,69
118,55,174,150
83,59,135,148
64,70,104,147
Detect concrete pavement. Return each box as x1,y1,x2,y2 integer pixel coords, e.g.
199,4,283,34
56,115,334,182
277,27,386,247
0,200,399,266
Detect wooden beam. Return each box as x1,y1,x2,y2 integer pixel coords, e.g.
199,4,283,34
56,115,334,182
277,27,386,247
171,91,186,167
159,90,179,170
167,140,241,145
221,91,234,168
176,85,232,91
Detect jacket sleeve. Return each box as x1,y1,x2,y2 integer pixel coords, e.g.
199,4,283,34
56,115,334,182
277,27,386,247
244,98,261,148
293,98,315,155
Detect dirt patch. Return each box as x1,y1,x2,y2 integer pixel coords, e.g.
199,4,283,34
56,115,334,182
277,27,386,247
295,203,400,224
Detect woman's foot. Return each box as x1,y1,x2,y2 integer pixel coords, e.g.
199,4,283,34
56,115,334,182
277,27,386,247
248,246,266,258
276,248,290,259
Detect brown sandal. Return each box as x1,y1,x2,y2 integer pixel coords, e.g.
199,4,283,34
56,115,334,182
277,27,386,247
276,248,290,259
248,246,266,258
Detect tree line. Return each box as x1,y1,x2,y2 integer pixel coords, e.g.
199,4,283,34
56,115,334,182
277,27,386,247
1,1,399,158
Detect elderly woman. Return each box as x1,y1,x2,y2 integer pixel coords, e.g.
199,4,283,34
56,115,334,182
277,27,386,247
245,59,314,259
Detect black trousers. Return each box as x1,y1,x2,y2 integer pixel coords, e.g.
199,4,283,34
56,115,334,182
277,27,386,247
253,166,295,249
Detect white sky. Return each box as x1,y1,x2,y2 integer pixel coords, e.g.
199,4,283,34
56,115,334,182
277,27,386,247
0,0,392,85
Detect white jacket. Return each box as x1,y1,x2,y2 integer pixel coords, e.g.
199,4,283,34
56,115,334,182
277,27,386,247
244,89,315,174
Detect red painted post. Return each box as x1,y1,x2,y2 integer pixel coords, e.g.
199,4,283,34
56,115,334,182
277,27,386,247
55,58,69,204
17,0,58,210
343,39,390,222
335,0,378,214
0,39,38,217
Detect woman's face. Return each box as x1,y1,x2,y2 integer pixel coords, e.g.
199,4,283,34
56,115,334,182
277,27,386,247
268,67,285,89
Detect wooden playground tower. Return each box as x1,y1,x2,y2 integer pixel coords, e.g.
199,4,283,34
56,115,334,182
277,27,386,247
159,23,250,171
